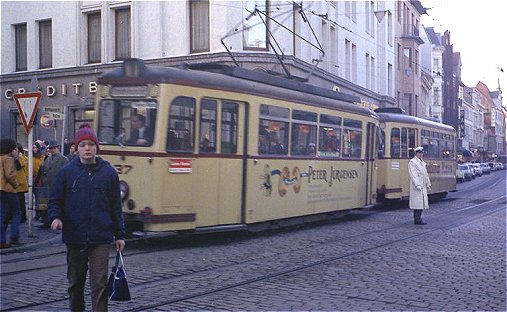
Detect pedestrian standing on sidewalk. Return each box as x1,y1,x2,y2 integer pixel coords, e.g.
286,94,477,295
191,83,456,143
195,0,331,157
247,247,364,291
32,142,44,221
408,146,431,225
36,140,68,228
15,143,29,224
48,124,126,312
0,138,21,249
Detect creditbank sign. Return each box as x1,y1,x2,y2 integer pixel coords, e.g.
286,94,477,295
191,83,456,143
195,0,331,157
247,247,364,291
4,81,97,100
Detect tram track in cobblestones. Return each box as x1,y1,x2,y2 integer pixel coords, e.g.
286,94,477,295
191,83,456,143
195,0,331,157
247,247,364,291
2,186,502,278
2,172,505,311
123,194,506,311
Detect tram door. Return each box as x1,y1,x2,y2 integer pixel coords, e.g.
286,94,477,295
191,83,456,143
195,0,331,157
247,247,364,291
193,100,246,227
365,122,377,205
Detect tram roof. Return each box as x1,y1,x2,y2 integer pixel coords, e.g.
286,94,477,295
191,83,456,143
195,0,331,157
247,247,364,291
98,59,376,118
377,112,456,133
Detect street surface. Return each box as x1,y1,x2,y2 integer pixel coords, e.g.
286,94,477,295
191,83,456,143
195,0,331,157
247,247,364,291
1,170,506,311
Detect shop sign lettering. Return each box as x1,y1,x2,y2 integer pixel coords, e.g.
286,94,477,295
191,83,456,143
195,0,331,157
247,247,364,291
4,82,97,100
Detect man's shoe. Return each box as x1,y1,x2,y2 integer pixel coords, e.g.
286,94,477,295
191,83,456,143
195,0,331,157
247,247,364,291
414,221,427,225
0,243,11,249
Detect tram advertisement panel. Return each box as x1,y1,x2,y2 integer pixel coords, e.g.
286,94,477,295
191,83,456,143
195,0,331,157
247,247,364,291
248,159,366,223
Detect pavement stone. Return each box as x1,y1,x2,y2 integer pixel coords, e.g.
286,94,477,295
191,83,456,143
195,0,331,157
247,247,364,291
0,220,61,255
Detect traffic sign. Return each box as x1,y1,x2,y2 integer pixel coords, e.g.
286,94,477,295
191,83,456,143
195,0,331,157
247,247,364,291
13,92,42,133
40,114,54,128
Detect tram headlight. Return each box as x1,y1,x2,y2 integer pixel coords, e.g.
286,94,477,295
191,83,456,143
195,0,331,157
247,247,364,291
119,180,129,201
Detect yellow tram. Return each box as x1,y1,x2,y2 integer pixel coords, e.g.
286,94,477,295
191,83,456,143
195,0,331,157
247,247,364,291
94,59,379,232
375,108,457,201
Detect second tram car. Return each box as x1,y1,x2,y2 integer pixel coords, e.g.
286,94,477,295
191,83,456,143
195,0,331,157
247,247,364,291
95,59,379,232
375,108,457,201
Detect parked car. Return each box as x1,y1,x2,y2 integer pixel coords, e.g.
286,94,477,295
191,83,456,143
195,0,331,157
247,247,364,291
464,163,476,178
480,163,491,174
489,162,497,171
472,163,483,176
457,164,473,182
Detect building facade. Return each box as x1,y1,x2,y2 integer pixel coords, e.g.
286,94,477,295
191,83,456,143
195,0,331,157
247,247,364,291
1,0,399,143
2,0,503,160
422,26,444,123
394,0,426,117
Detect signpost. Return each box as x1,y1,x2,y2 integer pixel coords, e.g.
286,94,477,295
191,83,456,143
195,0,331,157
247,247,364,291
13,92,42,237
43,106,64,120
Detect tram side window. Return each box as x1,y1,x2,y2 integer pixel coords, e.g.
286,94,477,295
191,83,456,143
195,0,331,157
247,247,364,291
319,114,341,157
221,101,238,154
377,128,385,158
401,128,408,157
97,99,157,146
258,104,289,155
427,139,438,158
445,140,454,159
291,110,317,156
408,128,416,158
342,118,362,158
438,139,446,159
167,96,195,152
390,128,400,158
199,99,217,153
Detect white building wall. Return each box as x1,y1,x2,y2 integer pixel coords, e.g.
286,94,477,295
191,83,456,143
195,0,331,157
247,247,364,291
2,0,395,100
1,1,78,72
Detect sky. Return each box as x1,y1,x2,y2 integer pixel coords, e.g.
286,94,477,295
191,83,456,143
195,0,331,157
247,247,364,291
420,0,507,99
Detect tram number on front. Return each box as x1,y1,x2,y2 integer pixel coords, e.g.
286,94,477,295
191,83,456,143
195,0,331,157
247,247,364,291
114,164,133,175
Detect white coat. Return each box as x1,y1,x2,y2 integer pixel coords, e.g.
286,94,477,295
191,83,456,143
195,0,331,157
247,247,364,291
408,155,431,210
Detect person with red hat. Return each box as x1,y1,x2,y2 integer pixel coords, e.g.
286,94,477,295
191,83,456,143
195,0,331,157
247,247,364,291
48,123,126,311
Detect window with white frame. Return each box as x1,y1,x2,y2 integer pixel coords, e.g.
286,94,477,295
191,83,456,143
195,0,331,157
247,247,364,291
190,0,210,53
243,1,268,50
87,13,101,63
39,20,52,69
15,23,27,71
115,8,131,60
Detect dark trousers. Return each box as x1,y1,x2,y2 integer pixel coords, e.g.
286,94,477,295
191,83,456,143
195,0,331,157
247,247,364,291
413,209,423,223
0,191,20,244
67,244,110,312
17,192,27,223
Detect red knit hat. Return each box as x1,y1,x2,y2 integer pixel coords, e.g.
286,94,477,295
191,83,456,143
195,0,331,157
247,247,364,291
74,123,99,150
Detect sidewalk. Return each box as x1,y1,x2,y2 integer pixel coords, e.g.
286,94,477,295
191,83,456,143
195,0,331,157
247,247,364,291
0,219,62,254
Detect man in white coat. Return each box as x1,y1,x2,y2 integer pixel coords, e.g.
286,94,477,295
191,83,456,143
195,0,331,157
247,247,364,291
408,146,431,225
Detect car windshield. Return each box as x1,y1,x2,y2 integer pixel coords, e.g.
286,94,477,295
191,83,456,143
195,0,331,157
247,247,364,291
97,99,158,146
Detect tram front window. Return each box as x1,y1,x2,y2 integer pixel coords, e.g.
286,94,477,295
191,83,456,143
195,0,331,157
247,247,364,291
97,99,158,146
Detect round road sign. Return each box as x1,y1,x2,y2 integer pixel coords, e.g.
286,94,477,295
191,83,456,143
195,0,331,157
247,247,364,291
40,114,54,128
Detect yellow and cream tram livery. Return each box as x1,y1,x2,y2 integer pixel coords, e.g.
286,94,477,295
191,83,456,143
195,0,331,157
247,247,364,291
375,108,457,202
95,59,378,232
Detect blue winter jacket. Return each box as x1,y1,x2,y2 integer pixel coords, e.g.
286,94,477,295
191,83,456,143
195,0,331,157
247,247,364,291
48,156,126,245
